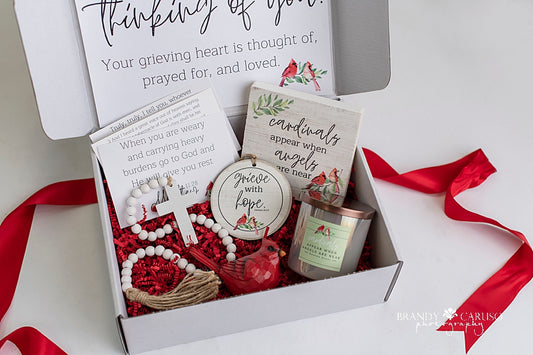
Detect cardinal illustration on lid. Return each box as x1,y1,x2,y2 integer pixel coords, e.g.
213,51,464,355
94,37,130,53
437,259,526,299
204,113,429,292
279,59,327,92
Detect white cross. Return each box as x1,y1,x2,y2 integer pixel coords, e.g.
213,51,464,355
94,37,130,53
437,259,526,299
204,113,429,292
156,183,198,246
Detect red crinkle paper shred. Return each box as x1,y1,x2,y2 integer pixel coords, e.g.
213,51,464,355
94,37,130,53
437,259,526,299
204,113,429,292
104,179,372,317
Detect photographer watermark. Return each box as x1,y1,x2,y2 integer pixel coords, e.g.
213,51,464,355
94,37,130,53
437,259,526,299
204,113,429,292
397,308,502,336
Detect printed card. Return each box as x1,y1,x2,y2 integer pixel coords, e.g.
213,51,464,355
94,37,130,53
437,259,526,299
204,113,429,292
74,0,335,127
91,85,239,160
97,94,239,228
241,82,363,201
89,79,209,143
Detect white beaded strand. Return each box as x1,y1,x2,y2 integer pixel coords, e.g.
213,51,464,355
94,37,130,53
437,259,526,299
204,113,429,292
120,247,196,292
131,215,238,262
125,176,238,262
128,178,168,235
190,213,237,262
122,176,238,295
127,178,190,248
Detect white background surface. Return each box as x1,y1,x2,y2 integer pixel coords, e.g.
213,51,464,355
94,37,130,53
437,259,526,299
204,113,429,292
1,0,532,354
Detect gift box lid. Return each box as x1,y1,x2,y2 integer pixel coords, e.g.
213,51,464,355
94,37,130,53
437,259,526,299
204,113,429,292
14,0,390,140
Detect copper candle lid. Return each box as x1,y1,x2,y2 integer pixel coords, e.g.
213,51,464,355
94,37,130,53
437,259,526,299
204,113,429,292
300,192,375,220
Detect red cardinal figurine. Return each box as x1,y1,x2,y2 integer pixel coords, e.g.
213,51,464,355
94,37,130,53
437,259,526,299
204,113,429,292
188,229,286,295
302,61,321,91
234,213,247,230
279,59,298,87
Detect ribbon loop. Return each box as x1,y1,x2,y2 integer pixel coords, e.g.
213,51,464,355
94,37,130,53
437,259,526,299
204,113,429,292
0,178,97,354
363,148,532,353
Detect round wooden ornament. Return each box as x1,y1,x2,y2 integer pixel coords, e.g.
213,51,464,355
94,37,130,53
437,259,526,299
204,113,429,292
210,155,292,240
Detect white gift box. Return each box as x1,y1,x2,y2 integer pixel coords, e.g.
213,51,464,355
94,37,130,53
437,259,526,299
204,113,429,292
14,0,402,353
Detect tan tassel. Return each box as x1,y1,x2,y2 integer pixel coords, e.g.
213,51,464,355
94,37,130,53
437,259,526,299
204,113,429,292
126,270,220,311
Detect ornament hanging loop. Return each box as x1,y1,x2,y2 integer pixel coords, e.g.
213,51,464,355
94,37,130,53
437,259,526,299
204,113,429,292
240,154,257,166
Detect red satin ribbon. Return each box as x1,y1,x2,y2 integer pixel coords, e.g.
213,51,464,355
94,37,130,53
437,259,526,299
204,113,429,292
0,179,97,354
1,151,530,353
363,148,533,353
0,327,67,355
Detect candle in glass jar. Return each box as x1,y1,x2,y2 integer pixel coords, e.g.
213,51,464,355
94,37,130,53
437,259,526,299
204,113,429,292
288,192,375,280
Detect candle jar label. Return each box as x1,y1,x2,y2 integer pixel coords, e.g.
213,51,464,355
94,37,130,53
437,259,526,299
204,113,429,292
298,216,351,272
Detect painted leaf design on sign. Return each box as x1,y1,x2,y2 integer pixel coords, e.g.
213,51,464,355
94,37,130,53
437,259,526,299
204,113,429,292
252,94,294,118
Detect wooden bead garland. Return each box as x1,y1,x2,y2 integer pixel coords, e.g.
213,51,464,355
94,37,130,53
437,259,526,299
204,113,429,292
121,248,221,311
126,176,238,264
188,213,237,262
121,247,196,292
119,176,238,310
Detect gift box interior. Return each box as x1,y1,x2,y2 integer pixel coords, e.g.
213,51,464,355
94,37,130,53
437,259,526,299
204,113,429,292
93,146,401,354
15,0,401,353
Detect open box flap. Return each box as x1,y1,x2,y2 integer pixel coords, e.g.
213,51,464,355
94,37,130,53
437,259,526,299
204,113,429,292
14,0,98,140
14,0,390,140
332,0,391,95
